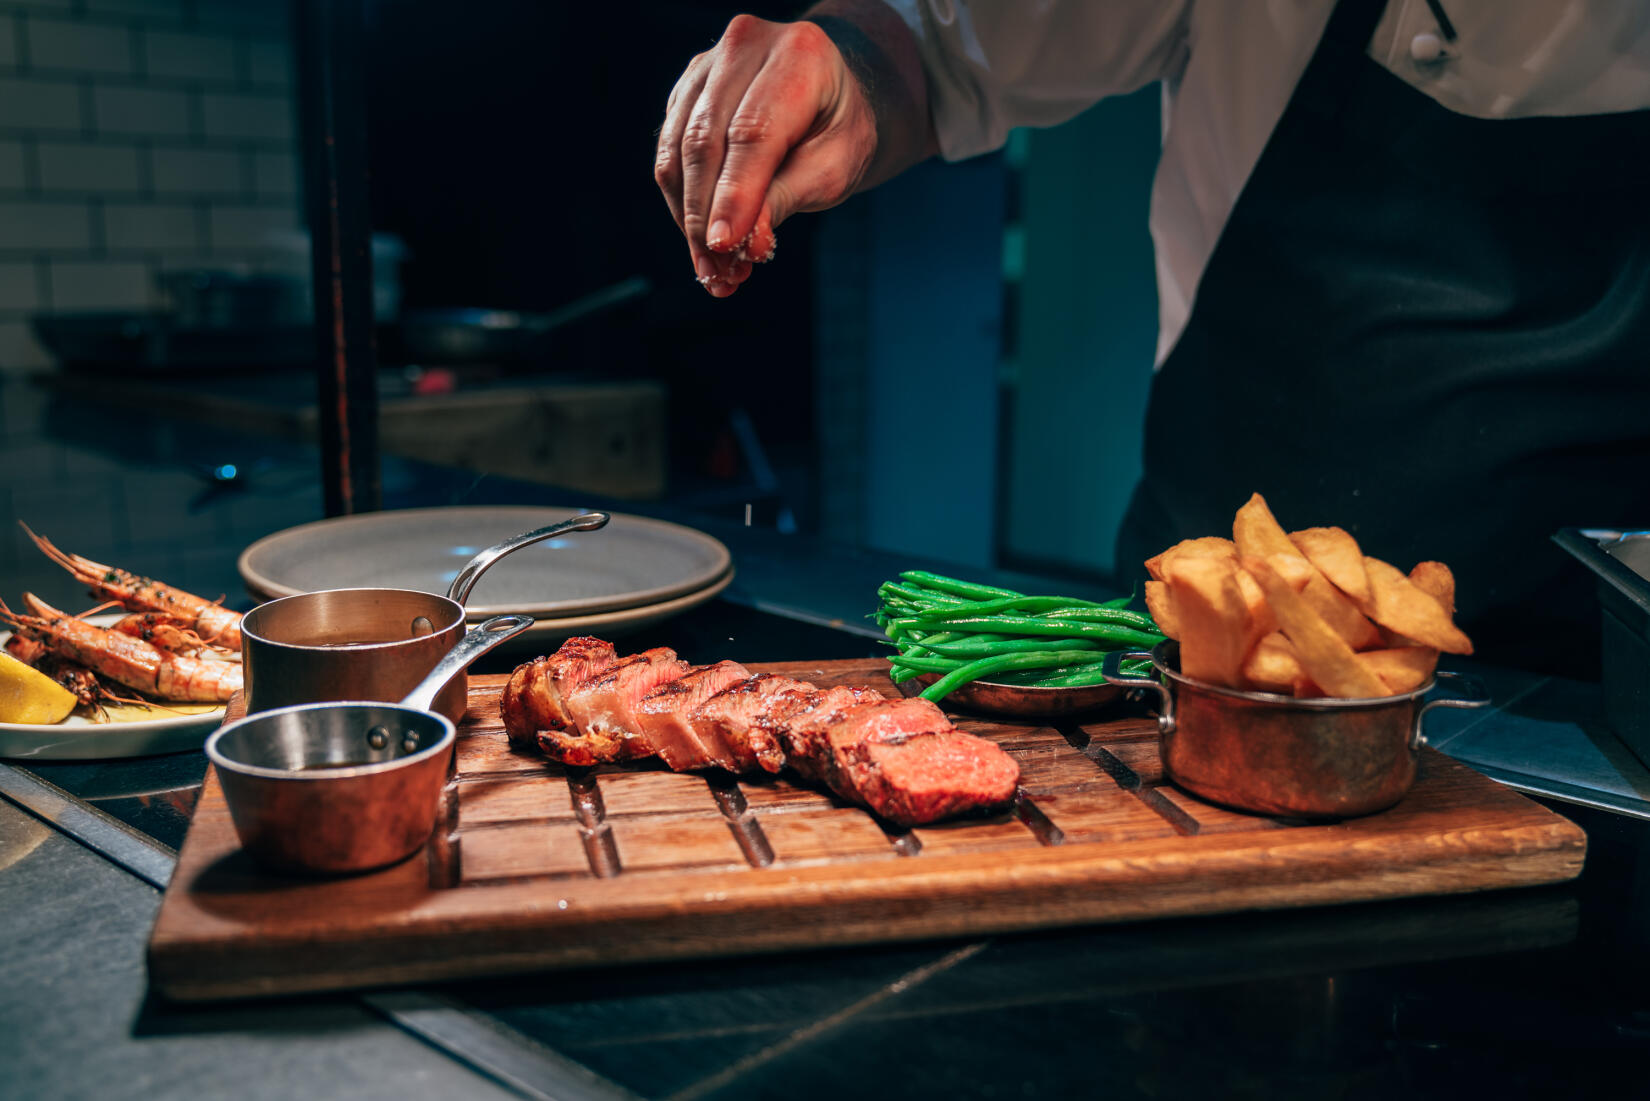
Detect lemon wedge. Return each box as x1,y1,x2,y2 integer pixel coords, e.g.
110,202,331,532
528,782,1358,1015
0,651,79,724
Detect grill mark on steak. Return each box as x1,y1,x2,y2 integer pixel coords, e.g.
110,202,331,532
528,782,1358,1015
689,673,816,773
559,647,690,764
500,636,616,750
635,660,753,771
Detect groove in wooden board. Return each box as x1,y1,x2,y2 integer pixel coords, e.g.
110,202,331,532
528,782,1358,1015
911,816,1039,855
735,775,840,814
1012,790,1065,846
456,776,581,828
593,769,723,817
460,820,593,882
428,782,461,889
1029,784,1184,845
1153,783,1292,834
566,771,621,878
752,808,903,864
1014,745,1126,793
706,774,777,868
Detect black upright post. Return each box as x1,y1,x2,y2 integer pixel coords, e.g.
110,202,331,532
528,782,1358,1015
294,0,380,517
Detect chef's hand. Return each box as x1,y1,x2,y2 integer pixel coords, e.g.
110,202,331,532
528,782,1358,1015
655,14,876,298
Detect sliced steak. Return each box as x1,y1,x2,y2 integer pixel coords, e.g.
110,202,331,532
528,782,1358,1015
555,647,689,764
845,729,1021,826
775,685,887,786
807,698,1020,825
500,636,616,752
634,660,753,771
689,672,816,773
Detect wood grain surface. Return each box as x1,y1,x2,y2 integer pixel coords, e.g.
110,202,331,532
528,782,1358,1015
146,659,1587,1001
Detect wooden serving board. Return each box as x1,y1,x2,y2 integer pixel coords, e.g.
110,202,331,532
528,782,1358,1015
147,659,1587,1001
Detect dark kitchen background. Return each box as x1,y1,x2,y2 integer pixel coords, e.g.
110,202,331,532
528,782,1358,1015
0,0,1160,604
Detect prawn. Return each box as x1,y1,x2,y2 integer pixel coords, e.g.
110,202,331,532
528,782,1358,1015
22,524,242,651
0,594,241,703
112,612,240,662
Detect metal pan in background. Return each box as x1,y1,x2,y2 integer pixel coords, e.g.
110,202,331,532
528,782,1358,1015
394,276,650,364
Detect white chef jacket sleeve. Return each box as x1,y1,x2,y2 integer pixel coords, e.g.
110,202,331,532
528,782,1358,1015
882,0,1192,161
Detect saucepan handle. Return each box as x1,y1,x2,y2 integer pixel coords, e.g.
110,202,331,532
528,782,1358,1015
400,614,535,713
1102,649,1175,736
446,511,610,605
1410,670,1490,750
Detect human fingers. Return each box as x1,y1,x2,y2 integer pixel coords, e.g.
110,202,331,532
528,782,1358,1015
678,17,777,260
656,54,721,282
704,20,842,257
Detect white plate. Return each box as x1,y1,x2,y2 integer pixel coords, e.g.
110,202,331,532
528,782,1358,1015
0,616,227,761
238,506,733,619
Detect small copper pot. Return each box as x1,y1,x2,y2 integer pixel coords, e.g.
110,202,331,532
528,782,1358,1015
1103,643,1489,819
207,615,532,875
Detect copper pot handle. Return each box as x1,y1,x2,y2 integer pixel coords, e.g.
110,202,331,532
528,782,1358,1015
1102,649,1175,736
1411,670,1490,750
446,511,610,606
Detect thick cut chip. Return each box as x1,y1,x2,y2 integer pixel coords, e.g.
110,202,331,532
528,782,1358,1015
1232,567,1279,652
1290,526,1372,605
1356,647,1440,694
1242,556,1390,699
1358,557,1473,655
1301,573,1382,651
1145,536,1236,583
1233,493,1301,560
1408,560,1457,616
1162,556,1251,688
1143,580,1180,640
1241,632,1303,695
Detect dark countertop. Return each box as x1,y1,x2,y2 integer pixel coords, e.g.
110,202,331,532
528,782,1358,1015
7,373,1650,1098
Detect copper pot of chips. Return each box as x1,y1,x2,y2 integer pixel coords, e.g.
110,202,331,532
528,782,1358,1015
1103,643,1487,819
1114,492,1491,818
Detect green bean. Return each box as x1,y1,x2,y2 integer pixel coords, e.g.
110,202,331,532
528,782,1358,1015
916,636,1107,658
898,571,1022,601
918,649,1104,702
921,605,1157,632
913,616,1164,646
878,581,967,607
915,594,1103,619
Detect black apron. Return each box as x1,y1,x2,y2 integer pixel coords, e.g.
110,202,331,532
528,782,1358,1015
1116,0,1650,676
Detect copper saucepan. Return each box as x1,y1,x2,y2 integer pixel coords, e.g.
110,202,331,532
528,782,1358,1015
1103,642,1489,819
208,613,534,874
240,511,608,721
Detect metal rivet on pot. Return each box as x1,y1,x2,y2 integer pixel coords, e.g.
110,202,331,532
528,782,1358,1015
401,733,419,754
367,726,390,750
410,616,434,637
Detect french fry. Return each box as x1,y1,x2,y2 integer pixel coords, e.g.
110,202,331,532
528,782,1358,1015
1232,567,1278,649
1408,560,1456,617
1233,493,1301,561
1356,647,1440,694
1357,557,1474,655
1143,580,1181,640
1242,555,1389,698
1301,573,1383,651
1162,556,1252,688
1241,632,1303,694
1289,526,1372,605
1145,536,1237,583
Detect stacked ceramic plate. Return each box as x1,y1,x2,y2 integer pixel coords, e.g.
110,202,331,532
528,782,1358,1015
237,505,733,646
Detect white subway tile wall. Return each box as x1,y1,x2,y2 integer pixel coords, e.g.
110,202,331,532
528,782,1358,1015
0,0,298,371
